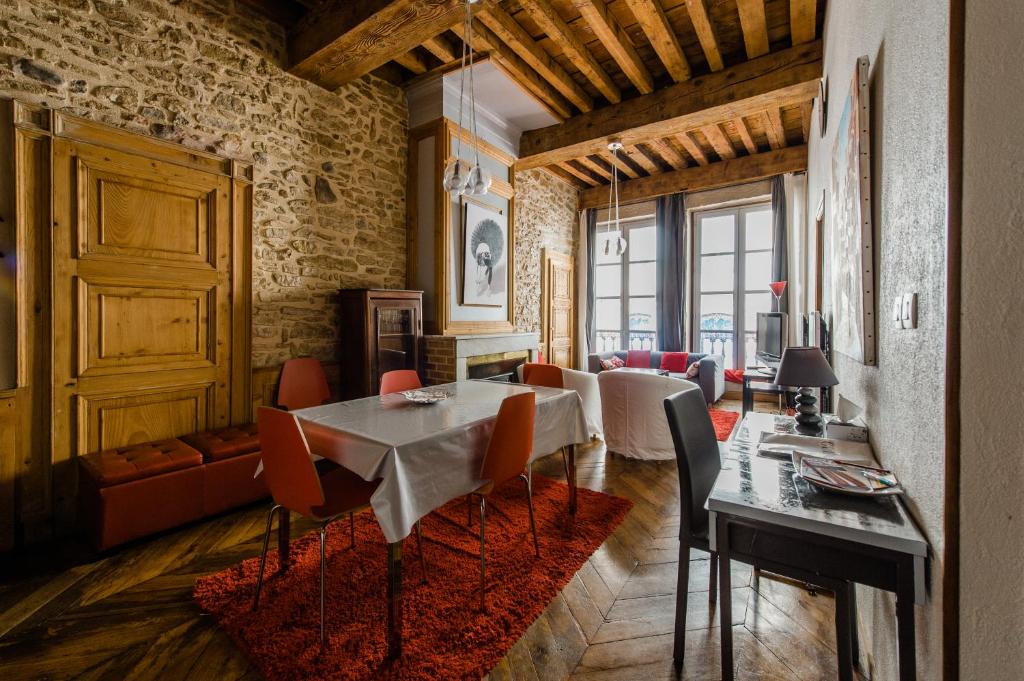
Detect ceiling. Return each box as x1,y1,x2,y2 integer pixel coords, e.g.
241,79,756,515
241,0,825,203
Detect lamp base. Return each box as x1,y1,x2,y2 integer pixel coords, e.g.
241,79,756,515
793,387,823,436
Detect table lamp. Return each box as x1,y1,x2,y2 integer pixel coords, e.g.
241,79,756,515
774,346,838,435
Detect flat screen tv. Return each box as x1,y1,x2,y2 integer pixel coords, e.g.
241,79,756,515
756,312,789,369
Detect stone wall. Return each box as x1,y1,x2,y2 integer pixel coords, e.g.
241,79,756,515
0,0,408,368
513,168,579,333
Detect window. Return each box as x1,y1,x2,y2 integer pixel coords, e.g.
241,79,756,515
593,210,657,352
692,203,773,369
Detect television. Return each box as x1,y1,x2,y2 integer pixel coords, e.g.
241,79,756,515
755,312,789,369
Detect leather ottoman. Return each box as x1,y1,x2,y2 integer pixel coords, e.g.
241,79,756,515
182,424,269,516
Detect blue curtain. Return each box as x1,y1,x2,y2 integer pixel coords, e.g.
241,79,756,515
771,175,789,314
585,209,597,351
655,193,686,352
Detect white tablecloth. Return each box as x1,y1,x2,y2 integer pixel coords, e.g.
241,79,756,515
294,380,589,543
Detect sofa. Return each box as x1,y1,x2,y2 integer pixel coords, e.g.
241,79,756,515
599,370,697,460
78,424,269,550
587,350,725,405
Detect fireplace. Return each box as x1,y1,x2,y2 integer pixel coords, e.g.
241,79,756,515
423,332,539,385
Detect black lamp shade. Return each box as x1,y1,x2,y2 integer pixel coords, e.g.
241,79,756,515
774,346,838,388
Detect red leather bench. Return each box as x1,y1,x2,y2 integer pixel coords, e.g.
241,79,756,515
79,424,269,550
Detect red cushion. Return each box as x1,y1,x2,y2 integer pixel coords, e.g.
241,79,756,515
660,352,689,372
625,350,651,368
79,439,202,487
724,368,745,383
182,423,260,463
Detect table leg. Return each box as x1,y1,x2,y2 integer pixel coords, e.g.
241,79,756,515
834,582,854,681
848,582,860,666
386,540,403,660
896,563,917,681
742,381,751,416
717,515,734,681
566,443,577,516
277,508,290,573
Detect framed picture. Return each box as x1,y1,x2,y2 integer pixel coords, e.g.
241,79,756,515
460,197,508,308
828,56,876,365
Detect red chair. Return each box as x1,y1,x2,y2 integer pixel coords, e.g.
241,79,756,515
522,362,563,389
467,392,538,611
380,369,422,395
277,358,331,411
252,407,426,643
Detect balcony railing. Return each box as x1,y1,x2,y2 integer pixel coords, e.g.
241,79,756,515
596,331,657,353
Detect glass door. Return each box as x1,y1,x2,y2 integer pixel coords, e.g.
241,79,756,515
373,303,418,389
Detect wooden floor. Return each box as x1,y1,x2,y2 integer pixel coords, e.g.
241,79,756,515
0,401,853,680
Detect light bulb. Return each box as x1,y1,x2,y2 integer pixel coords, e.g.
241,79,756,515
603,238,610,256
442,158,470,195
465,165,491,195
615,236,627,256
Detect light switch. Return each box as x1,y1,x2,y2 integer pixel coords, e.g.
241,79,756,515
901,293,918,329
892,296,904,329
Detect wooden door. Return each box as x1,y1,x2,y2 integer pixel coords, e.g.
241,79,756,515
50,135,237,520
541,249,575,368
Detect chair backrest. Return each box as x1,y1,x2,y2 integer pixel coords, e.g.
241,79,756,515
277,358,331,411
380,369,421,395
480,392,536,488
523,362,563,389
662,387,722,541
256,407,325,517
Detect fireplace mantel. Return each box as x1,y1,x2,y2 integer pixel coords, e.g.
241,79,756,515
423,332,539,384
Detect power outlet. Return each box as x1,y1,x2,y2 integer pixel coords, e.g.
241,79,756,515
891,296,904,329
901,293,918,329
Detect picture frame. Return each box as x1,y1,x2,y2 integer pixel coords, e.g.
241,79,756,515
460,197,508,308
827,56,876,365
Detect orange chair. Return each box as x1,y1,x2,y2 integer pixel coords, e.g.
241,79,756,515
467,392,538,611
252,407,426,643
277,358,331,411
522,362,563,389
380,369,422,395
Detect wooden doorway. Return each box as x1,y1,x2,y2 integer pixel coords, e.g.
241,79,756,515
541,249,575,368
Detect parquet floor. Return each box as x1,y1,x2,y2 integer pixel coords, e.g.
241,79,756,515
0,401,852,680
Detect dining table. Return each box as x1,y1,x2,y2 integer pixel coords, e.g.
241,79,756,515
279,379,590,659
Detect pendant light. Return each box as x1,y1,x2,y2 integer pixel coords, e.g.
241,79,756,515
442,0,491,197
605,141,627,256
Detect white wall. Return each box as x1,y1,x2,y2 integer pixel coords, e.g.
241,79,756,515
959,2,1024,678
805,2,949,678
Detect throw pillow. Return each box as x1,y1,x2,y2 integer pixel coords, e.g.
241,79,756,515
600,356,625,370
625,350,651,368
660,351,689,373
684,361,700,378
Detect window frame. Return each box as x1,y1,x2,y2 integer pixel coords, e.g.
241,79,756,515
593,212,658,352
691,201,774,368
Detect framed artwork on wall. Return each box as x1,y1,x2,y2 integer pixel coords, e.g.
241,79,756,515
828,55,876,366
460,197,508,308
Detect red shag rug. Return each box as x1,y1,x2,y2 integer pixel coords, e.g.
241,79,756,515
708,408,740,441
194,475,631,680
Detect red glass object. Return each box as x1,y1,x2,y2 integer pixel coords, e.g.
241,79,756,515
769,281,787,298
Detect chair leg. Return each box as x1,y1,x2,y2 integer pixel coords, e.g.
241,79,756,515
467,494,473,526
673,542,691,665
349,512,355,549
478,495,487,612
521,472,540,557
253,504,280,611
415,520,429,583
319,524,327,646
709,552,719,604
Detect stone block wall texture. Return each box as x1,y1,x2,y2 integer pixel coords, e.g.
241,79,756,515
0,0,408,368
513,168,579,333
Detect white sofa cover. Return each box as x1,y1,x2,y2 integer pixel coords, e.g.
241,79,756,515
599,369,697,460
514,365,604,441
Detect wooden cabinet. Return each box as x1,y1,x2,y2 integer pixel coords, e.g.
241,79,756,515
338,289,423,399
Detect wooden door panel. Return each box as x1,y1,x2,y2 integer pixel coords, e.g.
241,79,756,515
542,250,575,369
80,280,214,375
76,383,212,453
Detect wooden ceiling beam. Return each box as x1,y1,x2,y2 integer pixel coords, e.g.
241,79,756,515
734,117,759,154
545,164,589,189
800,100,813,141
627,145,661,174
790,0,817,45
701,123,737,160
559,161,603,186
675,132,709,166
517,41,822,170
623,0,691,82
579,145,808,209
394,50,429,74
422,34,459,63
575,155,615,182
645,137,690,170
517,0,622,103
600,150,641,179
575,0,654,94
478,5,594,112
288,0,466,89
684,0,724,71
763,107,786,149
735,0,770,59
451,19,573,119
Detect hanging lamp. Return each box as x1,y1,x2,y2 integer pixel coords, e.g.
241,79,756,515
605,141,627,256
442,0,491,197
